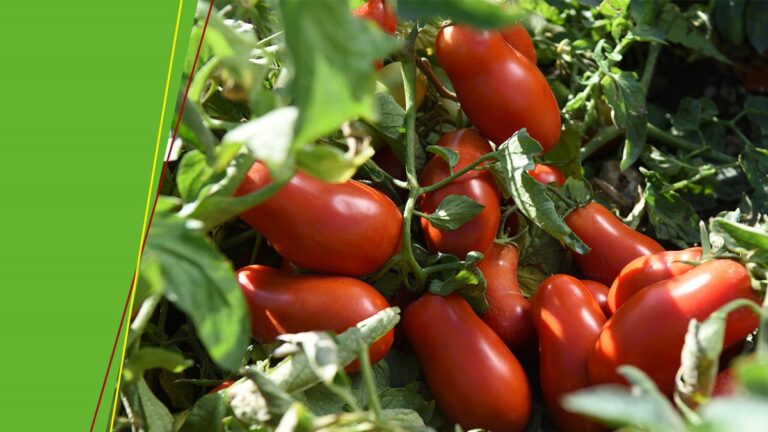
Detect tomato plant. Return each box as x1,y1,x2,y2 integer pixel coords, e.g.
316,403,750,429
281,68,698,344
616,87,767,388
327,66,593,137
403,293,532,432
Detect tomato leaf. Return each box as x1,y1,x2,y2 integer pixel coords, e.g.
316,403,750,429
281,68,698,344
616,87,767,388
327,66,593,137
275,332,340,385
296,142,375,183
745,95,768,140
642,168,701,248
178,393,228,432
739,143,768,214
562,366,686,432
674,315,727,411
597,0,629,17
279,0,399,146
231,367,297,427
696,397,768,432
517,221,570,297
122,377,175,432
601,71,648,170
425,146,459,170
419,194,485,231
539,123,583,179
373,93,406,140
734,357,768,397
397,0,523,28
176,143,244,204
714,0,747,46
745,0,768,54
123,347,193,383
494,130,590,254
141,210,250,372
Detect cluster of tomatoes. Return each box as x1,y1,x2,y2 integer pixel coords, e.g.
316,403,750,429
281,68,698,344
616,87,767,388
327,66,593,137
228,2,761,431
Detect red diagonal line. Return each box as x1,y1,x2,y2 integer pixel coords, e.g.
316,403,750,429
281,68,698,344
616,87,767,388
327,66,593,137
89,0,215,430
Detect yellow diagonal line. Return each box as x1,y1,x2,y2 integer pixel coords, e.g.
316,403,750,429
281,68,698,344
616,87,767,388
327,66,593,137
106,0,186,428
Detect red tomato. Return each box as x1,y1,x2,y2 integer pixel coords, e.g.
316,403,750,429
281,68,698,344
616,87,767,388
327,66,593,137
477,243,536,353
435,25,561,151
581,280,611,318
419,129,501,258
500,24,536,64
531,275,606,432
236,265,394,372
589,259,760,396
403,294,531,431
528,164,566,186
565,202,665,285
236,162,402,276
608,247,702,313
713,368,737,397
209,380,235,394
352,0,396,34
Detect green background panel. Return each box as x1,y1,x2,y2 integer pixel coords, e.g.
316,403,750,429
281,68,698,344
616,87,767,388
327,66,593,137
0,0,198,429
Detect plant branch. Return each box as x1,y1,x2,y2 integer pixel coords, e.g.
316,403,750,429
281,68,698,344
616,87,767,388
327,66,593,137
580,125,622,160
640,43,661,91
127,294,162,350
419,152,497,194
357,344,383,421
415,56,458,101
646,123,736,163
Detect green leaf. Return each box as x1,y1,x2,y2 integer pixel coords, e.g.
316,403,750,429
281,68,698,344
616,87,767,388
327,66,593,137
124,347,193,382
598,0,629,17
745,95,768,139
694,396,768,432
711,218,768,253
381,408,428,428
398,0,524,28
373,93,406,140
740,143,768,214
642,168,700,248
425,146,459,170
674,315,727,410
123,377,175,432
494,130,589,254
379,385,435,423
141,210,249,371
222,106,299,179
714,0,747,45
280,0,399,146
539,123,582,179
275,332,340,385
296,142,374,183
562,366,686,432
746,0,768,54
734,358,768,397
176,143,243,204
517,221,569,297
658,3,729,63
671,97,718,134
420,195,485,231
178,394,228,432
601,71,648,170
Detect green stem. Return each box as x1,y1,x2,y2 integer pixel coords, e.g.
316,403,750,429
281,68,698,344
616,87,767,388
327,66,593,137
640,43,661,91
418,152,497,194
579,125,622,161
423,262,466,277
662,162,738,193
365,254,403,283
357,344,383,421
646,123,736,163
127,294,162,350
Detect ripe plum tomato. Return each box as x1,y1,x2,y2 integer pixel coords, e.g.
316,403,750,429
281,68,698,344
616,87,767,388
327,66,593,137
581,280,611,317
565,202,664,285
608,247,702,313
528,164,566,186
435,24,561,151
236,265,394,372
589,259,760,396
419,129,501,258
501,24,537,64
352,0,396,34
403,294,531,431
236,162,402,276
531,275,606,432
477,243,536,353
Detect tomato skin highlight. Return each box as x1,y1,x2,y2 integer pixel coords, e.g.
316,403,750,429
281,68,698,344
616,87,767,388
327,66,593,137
209,380,235,394
589,259,760,396
500,24,537,64
236,162,402,276
352,0,396,34
419,129,501,258
402,294,532,432
236,265,394,372
565,202,665,285
477,243,536,352
531,275,607,432
435,25,561,151
581,279,612,318
528,163,566,186
608,247,702,313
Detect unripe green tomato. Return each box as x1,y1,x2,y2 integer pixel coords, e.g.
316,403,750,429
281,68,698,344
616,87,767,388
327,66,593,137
376,61,427,109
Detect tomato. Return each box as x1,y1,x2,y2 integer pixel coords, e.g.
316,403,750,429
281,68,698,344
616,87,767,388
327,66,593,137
419,129,501,258
608,247,702,313
403,294,531,431
565,202,665,285
236,162,402,276
500,24,536,64
531,275,606,432
528,163,566,186
589,259,760,396
209,380,235,394
352,0,396,34
376,61,427,110
236,265,394,372
581,279,611,318
477,242,536,353
713,368,737,397
435,25,561,151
